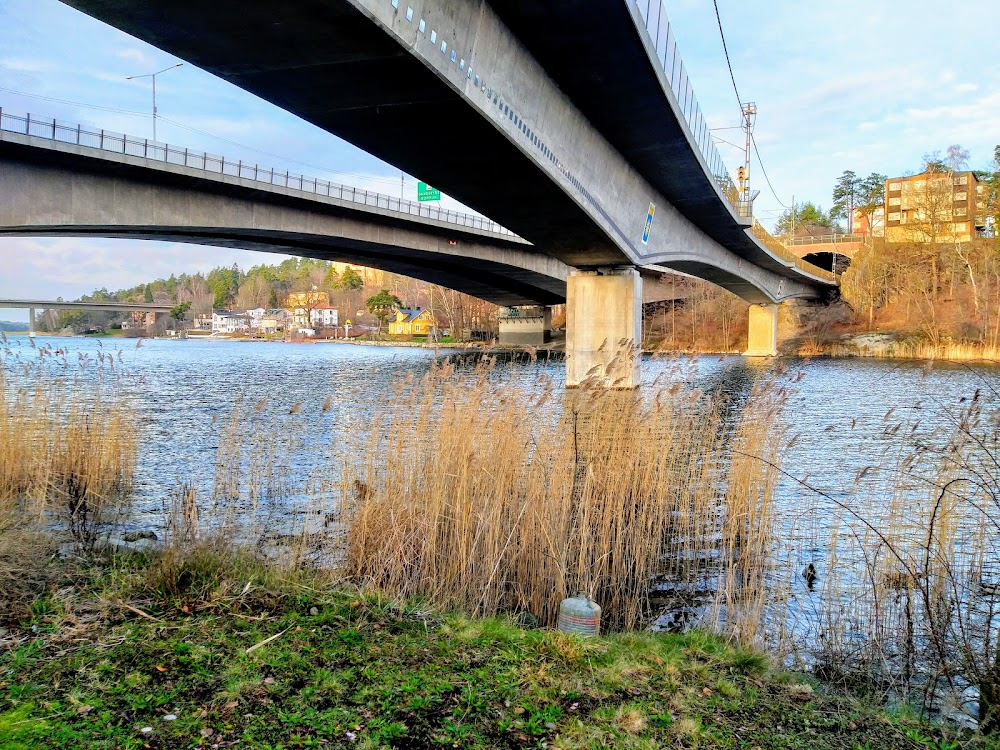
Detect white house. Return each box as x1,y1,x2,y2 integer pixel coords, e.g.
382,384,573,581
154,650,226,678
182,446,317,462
245,308,266,329
309,304,339,329
212,311,249,334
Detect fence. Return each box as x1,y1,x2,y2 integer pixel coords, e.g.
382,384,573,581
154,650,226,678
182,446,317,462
629,4,833,283
0,108,521,241
784,233,867,246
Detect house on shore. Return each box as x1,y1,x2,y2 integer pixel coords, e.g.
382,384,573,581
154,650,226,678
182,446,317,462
388,307,435,336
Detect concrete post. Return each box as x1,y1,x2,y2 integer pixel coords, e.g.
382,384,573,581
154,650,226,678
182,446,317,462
498,306,551,346
744,303,778,357
28,307,35,336
565,268,641,388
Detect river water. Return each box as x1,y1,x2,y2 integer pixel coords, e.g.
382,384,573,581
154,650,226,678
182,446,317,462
4,335,988,504
3,334,999,700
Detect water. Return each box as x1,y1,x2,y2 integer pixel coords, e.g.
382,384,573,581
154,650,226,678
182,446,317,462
3,334,992,519
4,335,998,689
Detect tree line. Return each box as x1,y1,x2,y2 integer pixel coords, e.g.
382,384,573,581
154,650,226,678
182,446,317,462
40,258,500,338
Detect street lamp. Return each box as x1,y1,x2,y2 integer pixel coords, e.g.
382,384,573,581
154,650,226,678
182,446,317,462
126,63,183,142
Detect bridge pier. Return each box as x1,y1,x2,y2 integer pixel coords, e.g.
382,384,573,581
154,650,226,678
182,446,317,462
565,269,641,388
498,306,551,346
28,307,35,336
744,304,779,357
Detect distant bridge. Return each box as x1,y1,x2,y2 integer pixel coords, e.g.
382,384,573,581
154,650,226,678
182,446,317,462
785,234,869,271
0,298,173,335
16,0,843,385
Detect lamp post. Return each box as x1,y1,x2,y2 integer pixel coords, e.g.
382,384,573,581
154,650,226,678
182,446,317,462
126,63,183,142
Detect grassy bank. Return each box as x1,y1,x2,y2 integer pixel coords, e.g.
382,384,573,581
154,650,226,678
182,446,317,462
5,343,1000,745
0,549,978,750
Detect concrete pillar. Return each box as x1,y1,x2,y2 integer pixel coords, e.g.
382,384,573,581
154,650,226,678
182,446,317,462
498,306,551,346
28,307,35,336
565,268,641,388
744,303,778,357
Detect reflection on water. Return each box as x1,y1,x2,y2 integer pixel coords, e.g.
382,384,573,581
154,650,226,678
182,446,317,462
3,336,998,645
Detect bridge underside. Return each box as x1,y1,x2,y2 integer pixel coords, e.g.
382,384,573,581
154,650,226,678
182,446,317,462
60,0,834,305
0,138,570,306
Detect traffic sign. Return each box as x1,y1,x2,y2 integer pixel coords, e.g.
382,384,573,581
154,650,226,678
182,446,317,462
417,181,441,202
642,203,655,245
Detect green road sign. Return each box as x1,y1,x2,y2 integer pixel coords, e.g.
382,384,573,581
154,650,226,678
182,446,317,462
417,181,441,202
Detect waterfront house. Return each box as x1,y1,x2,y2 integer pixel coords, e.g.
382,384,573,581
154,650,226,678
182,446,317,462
212,311,249,334
193,313,213,331
388,307,435,336
259,309,290,335
287,290,331,327
309,303,339,329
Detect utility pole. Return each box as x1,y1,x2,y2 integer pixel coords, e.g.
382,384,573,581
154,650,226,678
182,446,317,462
126,63,183,142
740,102,756,206
790,194,795,238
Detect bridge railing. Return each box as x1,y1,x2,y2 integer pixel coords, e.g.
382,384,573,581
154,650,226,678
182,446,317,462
783,233,867,246
632,1,739,216
751,221,837,282
0,109,523,242
631,3,836,284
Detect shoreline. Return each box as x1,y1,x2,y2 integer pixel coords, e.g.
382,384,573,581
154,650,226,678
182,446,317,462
0,547,974,749
8,330,999,364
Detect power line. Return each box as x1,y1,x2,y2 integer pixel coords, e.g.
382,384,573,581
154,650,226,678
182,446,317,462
751,133,790,209
712,0,743,112
710,1,791,210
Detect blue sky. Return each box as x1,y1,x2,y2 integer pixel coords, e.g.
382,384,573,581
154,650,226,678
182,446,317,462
1,0,998,319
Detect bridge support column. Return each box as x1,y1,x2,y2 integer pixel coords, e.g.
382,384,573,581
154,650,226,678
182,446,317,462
744,304,778,357
566,268,641,388
28,308,35,336
498,306,551,346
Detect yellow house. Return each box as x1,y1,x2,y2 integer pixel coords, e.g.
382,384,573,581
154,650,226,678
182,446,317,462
388,307,436,336
286,290,330,309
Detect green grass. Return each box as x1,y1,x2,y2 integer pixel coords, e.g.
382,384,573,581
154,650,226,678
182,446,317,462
0,549,984,749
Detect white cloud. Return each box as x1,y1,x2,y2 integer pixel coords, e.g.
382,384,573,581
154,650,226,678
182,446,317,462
115,47,150,65
0,57,57,73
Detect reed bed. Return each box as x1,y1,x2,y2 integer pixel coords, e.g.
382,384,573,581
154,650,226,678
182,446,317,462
0,342,137,549
0,339,137,618
828,338,1000,362
770,380,1000,726
339,359,785,633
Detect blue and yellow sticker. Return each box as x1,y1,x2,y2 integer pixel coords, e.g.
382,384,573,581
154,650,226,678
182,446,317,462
642,202,655,245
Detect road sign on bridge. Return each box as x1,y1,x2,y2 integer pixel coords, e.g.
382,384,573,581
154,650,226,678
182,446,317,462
417,182,441,202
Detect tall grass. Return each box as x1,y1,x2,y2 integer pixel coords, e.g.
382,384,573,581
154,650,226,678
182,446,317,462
828,338,1000,362
339,359,785,633
0,340,137,549
772,379,1000,727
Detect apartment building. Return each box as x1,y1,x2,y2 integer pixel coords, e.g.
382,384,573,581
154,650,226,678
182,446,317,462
884,171,987,243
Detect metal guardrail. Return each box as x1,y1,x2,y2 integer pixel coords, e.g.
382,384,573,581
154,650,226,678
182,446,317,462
751,221,837,282
0,108,522,242
632,1,739,216
784,233,866,246
631,2,836,284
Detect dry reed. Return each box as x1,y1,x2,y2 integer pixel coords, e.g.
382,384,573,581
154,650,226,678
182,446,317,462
339,358,784,633
0,344,137,549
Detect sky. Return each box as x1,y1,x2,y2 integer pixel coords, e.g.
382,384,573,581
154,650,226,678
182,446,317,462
1,0,998,320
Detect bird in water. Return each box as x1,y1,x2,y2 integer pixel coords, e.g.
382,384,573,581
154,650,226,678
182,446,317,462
803,563,817,590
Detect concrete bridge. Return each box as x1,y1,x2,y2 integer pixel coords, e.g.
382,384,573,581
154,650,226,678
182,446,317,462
0,298,173,335
786,234,868,273
13,0,838,385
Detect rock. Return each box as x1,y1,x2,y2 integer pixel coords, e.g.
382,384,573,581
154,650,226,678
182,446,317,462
140,727,153,733
309,607,319,616
122,530,158,542
163,714,177,721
